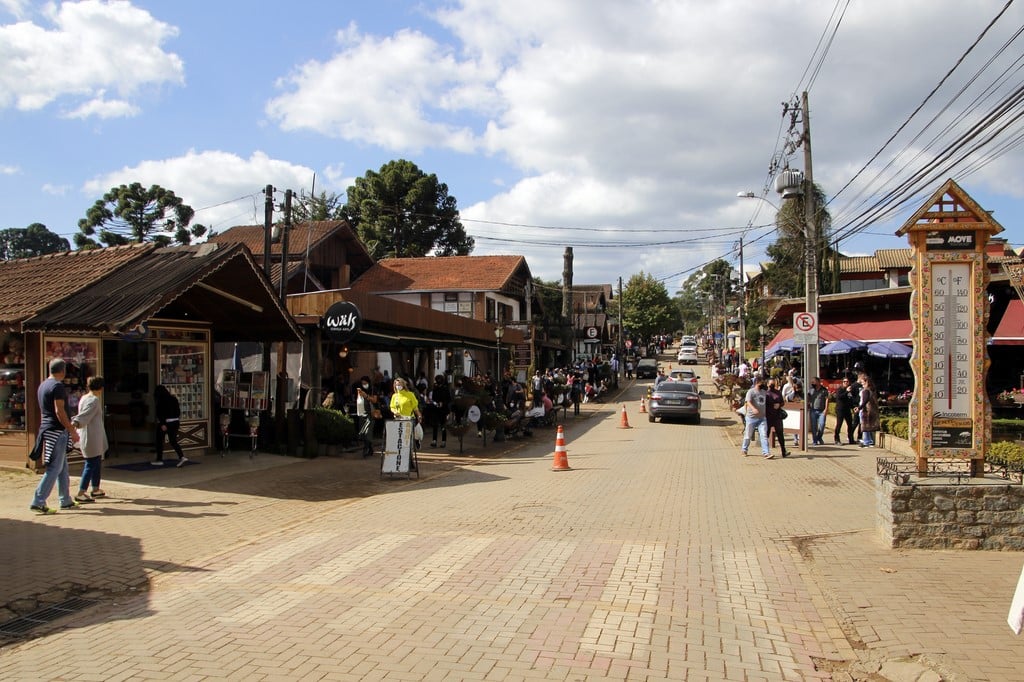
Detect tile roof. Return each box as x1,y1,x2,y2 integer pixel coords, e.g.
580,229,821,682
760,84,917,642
0,243,155,328
351,255,530,293
875,249,912,270
839,255,880,273
208,221,343,256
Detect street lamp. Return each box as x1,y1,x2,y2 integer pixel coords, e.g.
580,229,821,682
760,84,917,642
494,325,505,377
759,324,766,374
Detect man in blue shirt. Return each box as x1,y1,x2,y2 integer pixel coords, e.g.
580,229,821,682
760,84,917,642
30,359,81,514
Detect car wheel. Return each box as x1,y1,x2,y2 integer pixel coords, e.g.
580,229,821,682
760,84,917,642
692,414,701,424
648,413,655,423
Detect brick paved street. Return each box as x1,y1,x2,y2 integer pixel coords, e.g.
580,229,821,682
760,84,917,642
1,381,1022,680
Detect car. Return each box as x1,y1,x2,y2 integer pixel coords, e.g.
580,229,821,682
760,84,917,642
635,358,659,379
681,335,696,346
668,368,700,386
648,382,701,423
676,346,699,364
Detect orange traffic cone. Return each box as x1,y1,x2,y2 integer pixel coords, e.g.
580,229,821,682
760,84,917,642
639,397,647,413
618,404,633,429
551,425,571,471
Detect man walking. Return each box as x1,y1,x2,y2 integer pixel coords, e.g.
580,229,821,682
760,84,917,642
29,359,81,514
806,377,830,446
832,375,857,445
741,377,772,459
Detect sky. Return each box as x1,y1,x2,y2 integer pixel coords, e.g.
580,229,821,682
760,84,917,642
1,0,1023,290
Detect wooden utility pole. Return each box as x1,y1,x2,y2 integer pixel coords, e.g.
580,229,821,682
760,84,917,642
801,91,820,411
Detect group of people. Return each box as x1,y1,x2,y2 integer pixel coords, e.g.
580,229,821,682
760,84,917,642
30,358,189,514
740,369,881,459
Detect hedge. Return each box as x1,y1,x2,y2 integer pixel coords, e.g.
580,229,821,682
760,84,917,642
876,414,1024,466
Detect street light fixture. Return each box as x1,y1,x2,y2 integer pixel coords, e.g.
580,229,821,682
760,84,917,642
494,325,505,377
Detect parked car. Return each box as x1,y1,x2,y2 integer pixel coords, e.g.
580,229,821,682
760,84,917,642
636,358,659,379
648,382,701,423
676,346,699,364
669,368,700,386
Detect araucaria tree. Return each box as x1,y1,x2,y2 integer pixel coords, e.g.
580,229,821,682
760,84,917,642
76,183,207,249
343,159,474,259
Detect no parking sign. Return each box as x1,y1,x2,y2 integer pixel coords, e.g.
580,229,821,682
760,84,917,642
792,312,818,344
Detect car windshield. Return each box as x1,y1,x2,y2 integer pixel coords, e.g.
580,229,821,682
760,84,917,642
638,360,657,367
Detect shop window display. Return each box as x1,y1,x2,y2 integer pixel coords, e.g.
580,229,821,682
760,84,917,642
0,333,26,430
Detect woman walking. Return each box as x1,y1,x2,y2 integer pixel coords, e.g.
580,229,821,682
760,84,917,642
427,375,452,448
73,376,108,502
354,375,378,457
856,372,880,447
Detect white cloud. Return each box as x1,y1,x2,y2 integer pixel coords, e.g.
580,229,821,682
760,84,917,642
42,182,70,195
62,94,140,119
0,0,183,116
0,163,19,175
82,150,317,232
0,0,30,20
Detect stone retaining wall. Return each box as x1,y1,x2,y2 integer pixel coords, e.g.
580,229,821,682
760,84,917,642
877,478,1024,550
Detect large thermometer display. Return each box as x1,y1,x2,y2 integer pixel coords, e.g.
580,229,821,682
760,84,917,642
929,262,973,448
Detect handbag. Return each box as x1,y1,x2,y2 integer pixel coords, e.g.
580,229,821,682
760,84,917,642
779,408,788,420
414,423,424,441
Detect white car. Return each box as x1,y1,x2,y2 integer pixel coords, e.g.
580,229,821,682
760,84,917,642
676,345,699,364
669,368,700,386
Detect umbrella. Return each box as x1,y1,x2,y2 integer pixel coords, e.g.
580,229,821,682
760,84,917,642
819,339,867,356
866,341,913,390
866,341,912,359
764,337,803,359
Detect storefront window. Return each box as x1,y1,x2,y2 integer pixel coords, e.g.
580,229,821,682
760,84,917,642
0,332,26,430
159,339,207,420
44,338,100,417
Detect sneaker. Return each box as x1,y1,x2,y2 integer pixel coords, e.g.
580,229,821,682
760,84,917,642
60,501,81,510
741,450,748,456
30,505,56,515
151,460,164,466
74,492,95,503
176,457,189,468
440,441,446,448
781,452,789,458
763,452,775,459
430,441,437,448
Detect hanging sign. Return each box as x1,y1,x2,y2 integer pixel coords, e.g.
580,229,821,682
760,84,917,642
323,301,362,344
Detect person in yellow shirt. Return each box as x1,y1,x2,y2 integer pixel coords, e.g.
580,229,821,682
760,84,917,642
389,377,422,421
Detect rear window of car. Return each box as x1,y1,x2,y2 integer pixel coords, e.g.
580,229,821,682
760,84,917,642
638,359,657,367
656,383,696,394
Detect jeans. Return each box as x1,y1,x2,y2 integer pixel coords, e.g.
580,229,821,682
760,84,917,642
80,456,102,492
809,408,826,444
32,431,72,508
861,430,876,446
742,416,770,454
834,410,855,443
156,421,185,461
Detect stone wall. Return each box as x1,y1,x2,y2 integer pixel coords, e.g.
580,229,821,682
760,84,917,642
878,478,1024,549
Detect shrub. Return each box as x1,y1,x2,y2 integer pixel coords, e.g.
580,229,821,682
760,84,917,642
312,407,355,445
988,441,1024,467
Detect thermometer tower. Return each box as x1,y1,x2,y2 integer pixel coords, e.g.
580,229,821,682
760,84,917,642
897,179,1002,476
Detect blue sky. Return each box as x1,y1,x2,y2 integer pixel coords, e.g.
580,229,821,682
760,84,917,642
1,0,1022,287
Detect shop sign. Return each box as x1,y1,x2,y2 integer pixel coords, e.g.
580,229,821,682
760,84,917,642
323,301,362,343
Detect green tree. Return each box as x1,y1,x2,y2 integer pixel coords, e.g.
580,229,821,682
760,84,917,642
342,159,474,259
290,190,346,222
675,259,735,337
0,223,70,260
621,272,678,342
761,183,835,297
76,182,207,249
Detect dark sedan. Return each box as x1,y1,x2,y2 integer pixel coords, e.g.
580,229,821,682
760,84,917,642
636,358,659,379
648,382,701,423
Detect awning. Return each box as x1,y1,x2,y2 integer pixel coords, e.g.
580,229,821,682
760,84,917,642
767,318,912,346
993,299,1024,345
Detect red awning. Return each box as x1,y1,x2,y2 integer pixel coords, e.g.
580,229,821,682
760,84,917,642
993,299,1024,345
767,318,912,347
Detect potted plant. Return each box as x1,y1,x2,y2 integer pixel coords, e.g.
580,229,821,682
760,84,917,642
311,407,355,457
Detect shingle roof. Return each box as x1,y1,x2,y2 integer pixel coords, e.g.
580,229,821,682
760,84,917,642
0,243,155,328
351,255,530,293
22,243,300,341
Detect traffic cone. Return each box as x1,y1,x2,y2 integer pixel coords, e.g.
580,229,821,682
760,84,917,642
551,425,571,471
639,396,647,413
618,404,632,429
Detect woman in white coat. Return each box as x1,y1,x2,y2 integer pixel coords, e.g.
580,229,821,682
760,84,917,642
73,376,109,502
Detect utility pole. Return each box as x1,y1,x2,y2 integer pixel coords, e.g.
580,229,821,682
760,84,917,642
263,184,274,280
279,189,292,304
617,276,623,384
801,91,820,390
738,235,745,361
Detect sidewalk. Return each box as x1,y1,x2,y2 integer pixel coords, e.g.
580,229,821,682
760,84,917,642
2,377,1021,681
